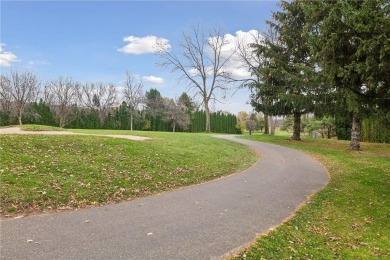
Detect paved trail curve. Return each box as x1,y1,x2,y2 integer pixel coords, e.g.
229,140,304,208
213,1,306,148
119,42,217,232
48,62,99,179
1,135,328,260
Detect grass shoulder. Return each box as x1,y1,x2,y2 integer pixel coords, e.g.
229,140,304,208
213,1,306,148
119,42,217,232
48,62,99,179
20,124,66,131
233,133,389,259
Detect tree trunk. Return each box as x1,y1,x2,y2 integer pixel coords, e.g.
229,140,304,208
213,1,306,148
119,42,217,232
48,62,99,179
270,117,276,135
18,115,22,125
130,112,133,131
60,117,65,128
173,123,176,132
264,114,269,134
98,113,105,128
350,114,361,151
18,109,23,125
291,112,301,141
204,101,211,132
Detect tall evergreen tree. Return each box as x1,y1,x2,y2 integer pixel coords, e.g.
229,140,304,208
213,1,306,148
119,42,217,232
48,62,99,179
144,88,164,116
144,88,165,131
117,101,130,130
252,1,327,140
303,0,390,150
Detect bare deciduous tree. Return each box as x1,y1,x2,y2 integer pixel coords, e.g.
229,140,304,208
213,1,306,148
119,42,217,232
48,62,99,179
0,75,13,117
245,119,258,135
0,71,39,125
235,30,264,76
144,88,164,117
245,113,259,135
163,97,190,132
235,30,271,134
80,82,117,125
42,84,54,106
47,76,80,128
156,25,235,132
123,72,144,131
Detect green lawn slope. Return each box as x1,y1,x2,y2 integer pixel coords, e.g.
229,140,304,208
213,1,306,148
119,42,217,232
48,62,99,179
234,133,389,259
1,128,257,217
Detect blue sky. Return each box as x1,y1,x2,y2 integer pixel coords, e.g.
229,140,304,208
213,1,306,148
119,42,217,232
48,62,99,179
1,0,280,114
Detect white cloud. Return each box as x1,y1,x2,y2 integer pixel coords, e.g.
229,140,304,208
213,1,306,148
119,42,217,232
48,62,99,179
28,60,50,66
142,75,164,84
0,43,18,67
187,67,214,77
118,35,171,55
230,67,252,78
207,30,264,79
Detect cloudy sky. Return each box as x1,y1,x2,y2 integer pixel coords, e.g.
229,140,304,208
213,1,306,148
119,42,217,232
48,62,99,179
1,0,280,114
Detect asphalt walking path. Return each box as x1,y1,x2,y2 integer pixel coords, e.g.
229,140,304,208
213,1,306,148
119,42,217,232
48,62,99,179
0,135,328,260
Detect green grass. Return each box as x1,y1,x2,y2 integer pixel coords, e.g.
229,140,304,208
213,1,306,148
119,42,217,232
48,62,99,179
20,124,65,131
0,128,257,217
234,133,390,259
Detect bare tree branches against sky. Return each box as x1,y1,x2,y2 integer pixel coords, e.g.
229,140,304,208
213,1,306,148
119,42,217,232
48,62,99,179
1,1,280,114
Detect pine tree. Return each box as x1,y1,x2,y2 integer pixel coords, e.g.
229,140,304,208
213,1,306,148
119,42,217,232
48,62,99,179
304,0,390,150
252,1,326,140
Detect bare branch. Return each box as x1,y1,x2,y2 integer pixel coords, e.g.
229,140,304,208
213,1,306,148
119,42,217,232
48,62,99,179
123,72,145,130
0,71,40,125
47,76,80,128
155,25,235,131
80,81,117,125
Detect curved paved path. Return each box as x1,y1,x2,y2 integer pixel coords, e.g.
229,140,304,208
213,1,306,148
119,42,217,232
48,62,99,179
0,135,328,260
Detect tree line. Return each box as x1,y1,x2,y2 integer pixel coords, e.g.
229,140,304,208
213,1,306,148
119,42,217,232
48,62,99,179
1,0,388,147
0,71,239,134
154,1,389,148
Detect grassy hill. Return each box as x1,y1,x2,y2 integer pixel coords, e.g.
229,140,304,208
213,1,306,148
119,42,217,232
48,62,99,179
1,127,257,217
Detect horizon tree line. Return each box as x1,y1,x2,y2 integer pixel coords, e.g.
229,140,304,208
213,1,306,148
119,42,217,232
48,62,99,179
1,2,388,148
0,70,240,134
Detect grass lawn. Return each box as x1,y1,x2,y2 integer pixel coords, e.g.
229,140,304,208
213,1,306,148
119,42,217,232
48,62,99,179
234,133,389,259
20,124,66,131
0,127,257,217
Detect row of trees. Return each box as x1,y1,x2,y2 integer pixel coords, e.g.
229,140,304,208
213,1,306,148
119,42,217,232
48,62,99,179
0,71,239,134
1,2,388,146
237,111,389,143
244,0,389,150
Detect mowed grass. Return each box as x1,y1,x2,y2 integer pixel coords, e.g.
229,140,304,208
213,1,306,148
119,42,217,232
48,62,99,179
0,128,257,217
20,124,65,131
234,133,390,259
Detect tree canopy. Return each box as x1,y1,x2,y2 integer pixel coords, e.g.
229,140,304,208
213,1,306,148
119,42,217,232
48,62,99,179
248,0,389,148
251,0,326,140
303,0,390,150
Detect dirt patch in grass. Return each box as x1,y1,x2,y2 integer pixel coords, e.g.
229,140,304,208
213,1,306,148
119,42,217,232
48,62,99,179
0,127,150,141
